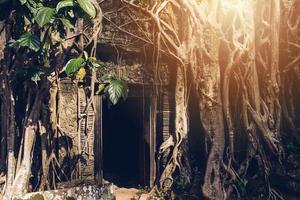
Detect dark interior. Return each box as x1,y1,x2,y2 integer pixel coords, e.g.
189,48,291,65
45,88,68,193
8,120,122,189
102,97,144,187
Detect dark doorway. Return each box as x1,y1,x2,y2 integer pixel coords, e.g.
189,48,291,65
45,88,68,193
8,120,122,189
102,97,146,188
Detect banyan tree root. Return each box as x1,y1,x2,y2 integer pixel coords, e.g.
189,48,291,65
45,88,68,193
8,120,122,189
8,90,44,198
115,0,300,199
280,0,300,145
117,0,235,199
1,16,17,200
158,65,190,192
197,24,225,200
0,1,104,198
0,174,5,185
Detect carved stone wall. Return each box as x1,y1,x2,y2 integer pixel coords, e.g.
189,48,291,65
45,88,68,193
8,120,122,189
97,61,170,85
57,62,171,184
57,80,81,183
58,80,79,164
58,80,95,182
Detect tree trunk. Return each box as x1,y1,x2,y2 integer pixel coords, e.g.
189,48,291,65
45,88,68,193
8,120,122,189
199,25,225,200
0,18,17,200
246,0,283,157
175,65,191,185
158,65,191,190
9,92,43,198
280,0,300,144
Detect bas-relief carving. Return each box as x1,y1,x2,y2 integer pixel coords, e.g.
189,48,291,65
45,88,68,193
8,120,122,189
97,62,170,85
56,62,170,184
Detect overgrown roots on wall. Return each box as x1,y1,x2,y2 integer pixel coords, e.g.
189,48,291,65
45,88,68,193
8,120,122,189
0,0,300,199
117,0,300,199
0,1,103,199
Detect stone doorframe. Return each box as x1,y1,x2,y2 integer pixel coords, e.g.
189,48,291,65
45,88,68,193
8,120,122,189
94,84,158,187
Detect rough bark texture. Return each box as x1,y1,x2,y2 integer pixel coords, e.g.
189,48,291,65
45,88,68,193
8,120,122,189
158,65,190,191
10,92,43,198
0,17,17,200
199,25,225,200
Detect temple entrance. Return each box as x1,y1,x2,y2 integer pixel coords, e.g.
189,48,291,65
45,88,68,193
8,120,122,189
94,85,157,188
102,96,149,188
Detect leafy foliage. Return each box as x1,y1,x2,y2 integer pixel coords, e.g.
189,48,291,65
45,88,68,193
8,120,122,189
107,80,128,105
96,83,106,95
6,0,127,105
34,7,56,27
58,17,74,29
19,0,26,5
65,57,85,76
0,0,126,196
77,0,96,18
18,32,41,52
76,67,86,80
56,0,75,12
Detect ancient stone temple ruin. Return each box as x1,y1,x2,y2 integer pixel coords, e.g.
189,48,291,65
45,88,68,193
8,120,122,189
58,59,174,189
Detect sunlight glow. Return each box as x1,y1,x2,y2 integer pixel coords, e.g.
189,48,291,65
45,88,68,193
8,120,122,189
221,0,252,14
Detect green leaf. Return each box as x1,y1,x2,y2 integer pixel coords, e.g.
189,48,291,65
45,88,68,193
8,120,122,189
76,67,86,80
107,80,128,105
26,3,38,15
65,57,85,75
77,0,96,18
96,83,106,95
18,33,41,52
19,0,26,5
59,18,74,29
35,7,56,27
56,0,75,12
